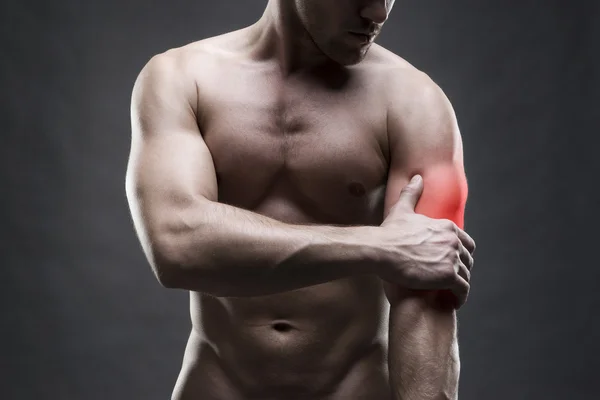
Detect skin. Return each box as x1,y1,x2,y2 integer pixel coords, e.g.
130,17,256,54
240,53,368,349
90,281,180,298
126,1,476,399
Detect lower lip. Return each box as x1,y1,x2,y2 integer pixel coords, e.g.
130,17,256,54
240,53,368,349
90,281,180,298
349,33,372,44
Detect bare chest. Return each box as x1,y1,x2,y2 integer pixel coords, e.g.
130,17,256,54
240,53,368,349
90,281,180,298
198,68,390,225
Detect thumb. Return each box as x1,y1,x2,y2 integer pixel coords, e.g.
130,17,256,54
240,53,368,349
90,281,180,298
396,175,424,212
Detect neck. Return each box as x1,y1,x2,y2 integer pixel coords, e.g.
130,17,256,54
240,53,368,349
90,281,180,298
249,0,333,75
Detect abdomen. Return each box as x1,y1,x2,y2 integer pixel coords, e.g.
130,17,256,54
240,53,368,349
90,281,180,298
189,274,387,396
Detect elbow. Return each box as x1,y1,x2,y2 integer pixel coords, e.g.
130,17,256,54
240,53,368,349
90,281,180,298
129,195,217,290
149,232,199,289
149,232,223,293
150,240,187,289
154,265,183,289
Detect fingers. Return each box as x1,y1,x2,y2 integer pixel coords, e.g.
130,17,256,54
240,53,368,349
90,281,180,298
441,258,470,308
455,247,473,307
456,226,476,255
459,242,474,272
457,259,471,283
395,175,424,212
450,273,470,308
401,262,471,308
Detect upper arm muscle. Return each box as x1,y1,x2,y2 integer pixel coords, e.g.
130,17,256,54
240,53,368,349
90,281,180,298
126,52,217,251
384,71,468,229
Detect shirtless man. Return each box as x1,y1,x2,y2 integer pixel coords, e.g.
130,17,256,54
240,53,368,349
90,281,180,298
126,1,476,399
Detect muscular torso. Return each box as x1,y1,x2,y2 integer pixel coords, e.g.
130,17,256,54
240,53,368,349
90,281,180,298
172,28,407,400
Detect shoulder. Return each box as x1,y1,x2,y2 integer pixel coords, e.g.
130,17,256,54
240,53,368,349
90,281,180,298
133,27,256,106
371,47,462,166
135,27,248,87
366,45,453,114
132,33,237,113
132,48,198,108
363,45,455,127
134,39,212,88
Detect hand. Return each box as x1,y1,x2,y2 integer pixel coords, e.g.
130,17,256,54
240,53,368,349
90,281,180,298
376,175,476,308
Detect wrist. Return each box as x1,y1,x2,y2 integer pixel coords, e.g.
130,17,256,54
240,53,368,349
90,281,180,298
348,225,389,274
297,225,378,277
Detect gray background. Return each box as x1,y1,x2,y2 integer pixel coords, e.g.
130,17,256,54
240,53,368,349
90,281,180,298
2,1,599,399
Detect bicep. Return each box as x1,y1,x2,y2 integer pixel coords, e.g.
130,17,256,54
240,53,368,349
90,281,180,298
384,162,467,230
383,74,468,229
418,163,467,229
125,54,217,242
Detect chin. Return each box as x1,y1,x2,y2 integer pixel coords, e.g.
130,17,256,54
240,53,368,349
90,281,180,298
342,53,368,66
326,43,372,66
334,50,370,66
317,37,371,66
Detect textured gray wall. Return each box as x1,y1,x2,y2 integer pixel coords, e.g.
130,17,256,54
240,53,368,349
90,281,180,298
2,1,598,399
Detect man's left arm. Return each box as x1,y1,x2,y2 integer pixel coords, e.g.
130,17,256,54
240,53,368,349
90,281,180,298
384,70,471,400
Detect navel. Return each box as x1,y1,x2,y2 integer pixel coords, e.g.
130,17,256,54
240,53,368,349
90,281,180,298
271,322,294,333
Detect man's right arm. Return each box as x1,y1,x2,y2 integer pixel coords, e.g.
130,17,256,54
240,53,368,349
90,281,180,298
125,52,376,297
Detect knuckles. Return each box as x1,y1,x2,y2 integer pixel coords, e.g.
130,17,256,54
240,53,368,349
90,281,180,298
441,219,457,231
448,235,461,250
439,266,457,284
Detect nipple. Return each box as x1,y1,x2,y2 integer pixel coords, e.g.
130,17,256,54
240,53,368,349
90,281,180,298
348,182,366,197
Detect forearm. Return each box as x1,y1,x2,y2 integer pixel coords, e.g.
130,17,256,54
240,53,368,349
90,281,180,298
388,292,460,400
152,198,376,296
